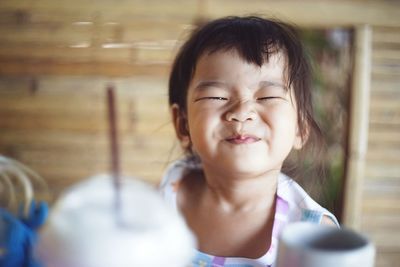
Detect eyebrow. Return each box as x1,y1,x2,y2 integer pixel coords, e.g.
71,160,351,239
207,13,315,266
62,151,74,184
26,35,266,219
193,80,288,91
259,80,288,91
193,81,229,91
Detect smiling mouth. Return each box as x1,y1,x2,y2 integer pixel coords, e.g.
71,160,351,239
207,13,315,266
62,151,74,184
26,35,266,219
225,135,261,144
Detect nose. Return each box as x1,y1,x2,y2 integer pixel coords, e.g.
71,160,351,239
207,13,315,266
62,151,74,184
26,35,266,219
225,100,256,122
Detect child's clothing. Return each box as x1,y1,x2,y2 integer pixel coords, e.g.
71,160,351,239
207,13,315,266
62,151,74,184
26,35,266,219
159,158,339,267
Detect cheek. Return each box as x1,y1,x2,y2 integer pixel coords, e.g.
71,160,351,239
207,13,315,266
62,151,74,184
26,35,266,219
188,111,223,152
262,105,298,133
189,104,221,125
187,109,213,138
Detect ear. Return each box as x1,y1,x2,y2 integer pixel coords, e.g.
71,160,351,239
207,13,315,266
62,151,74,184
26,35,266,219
293,124,308,150
171,104,191,149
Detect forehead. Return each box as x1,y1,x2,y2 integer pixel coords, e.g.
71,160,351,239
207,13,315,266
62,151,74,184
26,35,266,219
191,49,289,86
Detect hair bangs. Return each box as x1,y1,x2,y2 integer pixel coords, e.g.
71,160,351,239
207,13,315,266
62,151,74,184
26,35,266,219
200,18,285,68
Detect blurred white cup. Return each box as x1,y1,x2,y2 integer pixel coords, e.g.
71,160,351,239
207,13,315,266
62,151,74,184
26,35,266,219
276,222,375,267
36,174,196,267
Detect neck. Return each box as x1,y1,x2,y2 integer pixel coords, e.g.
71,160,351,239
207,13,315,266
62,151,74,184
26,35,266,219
201,165,279,213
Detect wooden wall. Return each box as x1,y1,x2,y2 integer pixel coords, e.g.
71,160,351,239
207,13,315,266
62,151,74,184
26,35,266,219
0,76,178,195
0,1,399,266
0,0,193,195
361,25,400,267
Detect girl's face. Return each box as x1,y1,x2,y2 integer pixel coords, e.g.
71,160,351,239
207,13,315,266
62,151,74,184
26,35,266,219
183,50,303,177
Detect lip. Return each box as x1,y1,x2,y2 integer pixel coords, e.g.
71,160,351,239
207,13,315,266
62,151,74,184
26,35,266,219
225,134,261,144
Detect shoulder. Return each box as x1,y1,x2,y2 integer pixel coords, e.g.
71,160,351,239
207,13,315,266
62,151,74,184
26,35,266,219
277,173,339,227
159,160,186,188
158,158,203,210
158,159,187,202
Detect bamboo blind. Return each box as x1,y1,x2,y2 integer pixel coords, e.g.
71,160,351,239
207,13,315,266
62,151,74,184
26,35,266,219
360,25,400,267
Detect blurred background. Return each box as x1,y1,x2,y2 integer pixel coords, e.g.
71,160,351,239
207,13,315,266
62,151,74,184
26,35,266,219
0,1,399,266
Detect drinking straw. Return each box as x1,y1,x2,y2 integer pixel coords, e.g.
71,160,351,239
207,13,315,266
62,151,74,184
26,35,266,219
106,85,122,215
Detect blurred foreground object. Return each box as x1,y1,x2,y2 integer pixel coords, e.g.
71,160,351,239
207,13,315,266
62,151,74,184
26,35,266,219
276,222,375,267
0,155,49,267
36,174,196,267
0,155,49,218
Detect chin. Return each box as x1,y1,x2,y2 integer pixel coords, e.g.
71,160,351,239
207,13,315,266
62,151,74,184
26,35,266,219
223,160,272,177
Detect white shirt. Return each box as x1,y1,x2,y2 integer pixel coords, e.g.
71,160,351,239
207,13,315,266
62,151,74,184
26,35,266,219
159,158,339,267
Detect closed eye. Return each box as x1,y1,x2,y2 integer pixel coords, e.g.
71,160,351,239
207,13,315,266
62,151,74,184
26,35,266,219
257,96,282,101
195,96,228,102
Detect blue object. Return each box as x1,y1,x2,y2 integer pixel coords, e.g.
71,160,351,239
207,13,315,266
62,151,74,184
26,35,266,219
0,201,48,267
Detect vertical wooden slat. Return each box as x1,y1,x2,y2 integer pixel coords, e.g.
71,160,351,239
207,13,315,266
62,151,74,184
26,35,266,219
342,24,372,229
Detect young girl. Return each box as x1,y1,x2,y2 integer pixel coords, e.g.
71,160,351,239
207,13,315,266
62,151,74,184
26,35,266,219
160,16,339,267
